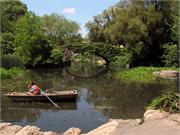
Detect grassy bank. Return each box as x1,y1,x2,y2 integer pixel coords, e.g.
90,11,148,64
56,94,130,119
0,67,25,79
116,67,179,83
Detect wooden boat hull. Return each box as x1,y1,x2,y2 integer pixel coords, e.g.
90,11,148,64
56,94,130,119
5,90,77,102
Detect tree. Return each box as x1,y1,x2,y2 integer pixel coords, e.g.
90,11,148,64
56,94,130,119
162,44,179,67
1,0,28,33
169,1,180,43
41,13,82,46
160,1,179,68
0,0,28,54
86,8,116,43
15,12,53,67
86,0,176,66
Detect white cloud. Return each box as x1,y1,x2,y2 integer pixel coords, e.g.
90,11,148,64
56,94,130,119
62,8,75,14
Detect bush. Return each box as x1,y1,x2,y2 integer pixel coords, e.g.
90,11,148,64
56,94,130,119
146,92,180,113
1,55,24,68
1,33,15,54
110,53,132,70
0,68,12,79
0,67,25,79
72,53,91,63
162,44,179,68
46,48,63,65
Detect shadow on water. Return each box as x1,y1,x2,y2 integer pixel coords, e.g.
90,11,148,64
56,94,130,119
1,59,179,132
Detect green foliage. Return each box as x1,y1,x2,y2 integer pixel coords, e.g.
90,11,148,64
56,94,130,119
1,55,24,68
0,0,28,55
0,1,83,67
72,54,91,63
63,42,126,64
15,12,53,67
110,53,132,69
116,67,180,84
86,1,177,66
0,68,25,80
41,13,82,46
0,0,28,33
1,33,15,54
47,48,63,65
146,92,180,113
169,1,180,43
162,44,179,67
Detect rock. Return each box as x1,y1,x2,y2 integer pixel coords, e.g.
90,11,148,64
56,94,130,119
43,131,59,135
144,110,169,121
15,125,43,135
0,125,22,135
0,123,62,135
153,70,179,79
168,113,180,124
84,119,142,135
63,127,81,135
109,119,142,126
112,118,180,135
152,71,160,76
160,70,179,78
0,123,12,130
84,120,119,135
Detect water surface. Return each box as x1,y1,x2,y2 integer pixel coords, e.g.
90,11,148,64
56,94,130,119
1,66,178,132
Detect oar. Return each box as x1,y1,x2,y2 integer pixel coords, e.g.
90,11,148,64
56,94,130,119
40,89,60,109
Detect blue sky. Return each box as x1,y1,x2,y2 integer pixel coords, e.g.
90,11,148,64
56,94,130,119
22,0,120,37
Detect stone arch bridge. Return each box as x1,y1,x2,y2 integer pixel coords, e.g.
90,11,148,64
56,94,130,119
59,42,126,65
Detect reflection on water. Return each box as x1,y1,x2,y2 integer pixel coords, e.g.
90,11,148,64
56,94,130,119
1,65,179,132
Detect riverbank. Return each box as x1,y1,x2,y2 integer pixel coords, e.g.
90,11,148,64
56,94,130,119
116,67,180,83
1,110,180,135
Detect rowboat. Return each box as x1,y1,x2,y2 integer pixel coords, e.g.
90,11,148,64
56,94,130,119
5,90,78,102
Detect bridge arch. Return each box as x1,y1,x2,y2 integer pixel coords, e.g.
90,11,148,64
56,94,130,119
59,42,126,65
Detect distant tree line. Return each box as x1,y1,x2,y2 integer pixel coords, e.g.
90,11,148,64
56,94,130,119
86,0,179,67
0,0,82,67
1,0,179,68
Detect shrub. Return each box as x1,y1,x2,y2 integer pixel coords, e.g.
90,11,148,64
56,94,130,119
1,32,15,54
162,44,179,68
146,92,180,113
0,68,12,79
1,55,24,68
0,67,25,79
110,53,132,70
46,48,63,65
72,53,91,63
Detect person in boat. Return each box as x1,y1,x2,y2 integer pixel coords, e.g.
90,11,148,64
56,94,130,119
27,82,41,95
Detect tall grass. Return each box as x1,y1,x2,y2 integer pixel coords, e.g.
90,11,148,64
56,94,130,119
0,67,25,79
116,67,180,83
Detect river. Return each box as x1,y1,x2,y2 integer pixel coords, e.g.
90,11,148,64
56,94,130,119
1,61,179,132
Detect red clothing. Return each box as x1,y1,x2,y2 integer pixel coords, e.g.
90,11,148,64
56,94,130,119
31,85,40,95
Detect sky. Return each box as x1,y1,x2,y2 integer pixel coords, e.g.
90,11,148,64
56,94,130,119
22,0,120,37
